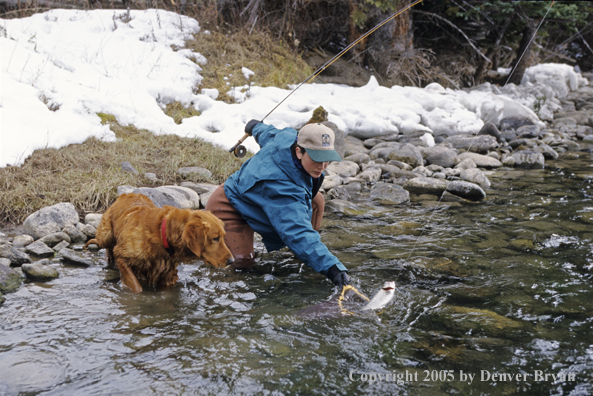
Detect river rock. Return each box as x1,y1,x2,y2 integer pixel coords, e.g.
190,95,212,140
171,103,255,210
0,265,22,294
25,240,55,257
0,244,31,266
442,135,498,153
455,157,477,170
322,175,343,190
39,232,71,247
534,143,559,160
427,305,524,338
53,241,70,252
370,183,410,204
22,202,79,240
59,248,94,267
343,136,369,156
517,124,541,139
326,160,360,178
154,186,201,209
21,262,59,281
505,151,545,169
583,135,593,143
447,180,486,201
344,153,371,165
324,199,365,216
357,166,382,183
457,152,502,168
370,143,423,167
499,116,534,131
77,223,96,238
420,145,458,168
12,234,34,248
121,161,139,174
327,185,351,201
478,121,502,142
0,258,11,267
133,187,179,208
178,166,212,179
403,177,448,196
460,168,491,189
84,213,103,228
63,225,87,244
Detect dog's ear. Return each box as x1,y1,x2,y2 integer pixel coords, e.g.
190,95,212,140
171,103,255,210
182,218,211,257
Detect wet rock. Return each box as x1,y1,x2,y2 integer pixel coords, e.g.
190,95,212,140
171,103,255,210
84,213,103,228
557,139,581,151
460,169,491,189
327,186,351,201
420,145,458,168
533,143,559,160
478,121,502,142
63,225,87,244
178,166,212,179
121,161,139,174
387,159,413,170
39,232,71,247
403,177,448,196
12,234,34,248
21,262,59,281
357,166,382,183
442,135,498,153
344,153,371,164
517,124,542,139
53,240,70,252
370,143,423,168
324,199,366,216
447,180,486,201
455,157,477,170
370,183,410,205
0,244,31,266
343,182,363,194
457,152,502,168
326,160,360,178
500,116,534,131
506,151,545,169
322,175,343,190
22,202,79,239
25,240,55,257
0,265,22,293
59,248,94,267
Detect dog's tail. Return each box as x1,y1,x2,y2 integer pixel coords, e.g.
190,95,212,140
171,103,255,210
84,239,100,248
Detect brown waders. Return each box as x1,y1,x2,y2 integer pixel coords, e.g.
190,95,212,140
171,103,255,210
205,184,325,267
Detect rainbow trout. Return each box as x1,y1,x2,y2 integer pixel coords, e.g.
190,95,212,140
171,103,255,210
361,281,396,310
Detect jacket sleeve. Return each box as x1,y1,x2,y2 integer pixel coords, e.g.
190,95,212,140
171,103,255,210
252,123,292,149
258,181,347,276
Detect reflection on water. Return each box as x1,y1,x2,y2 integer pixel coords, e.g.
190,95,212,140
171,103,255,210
1,153,593,395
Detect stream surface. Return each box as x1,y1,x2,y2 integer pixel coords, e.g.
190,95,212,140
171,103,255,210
1,152,593,395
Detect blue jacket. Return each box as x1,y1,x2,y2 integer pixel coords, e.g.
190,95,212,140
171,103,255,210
224,123,347,276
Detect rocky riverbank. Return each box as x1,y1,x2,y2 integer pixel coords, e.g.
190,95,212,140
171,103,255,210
2,76,593,302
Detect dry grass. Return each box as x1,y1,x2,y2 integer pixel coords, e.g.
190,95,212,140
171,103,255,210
0,121,248,226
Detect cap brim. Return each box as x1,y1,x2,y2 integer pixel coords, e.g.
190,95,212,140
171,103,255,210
306,149,342,162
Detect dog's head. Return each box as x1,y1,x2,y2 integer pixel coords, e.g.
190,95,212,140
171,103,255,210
182,210,234,268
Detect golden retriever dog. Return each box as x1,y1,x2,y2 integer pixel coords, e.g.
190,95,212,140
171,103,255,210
85,193,234,293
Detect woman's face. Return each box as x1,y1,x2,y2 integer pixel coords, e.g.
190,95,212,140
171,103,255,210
296,147,329,178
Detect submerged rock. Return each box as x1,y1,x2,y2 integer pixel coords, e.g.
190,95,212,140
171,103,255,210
59,248,94,267
0,265,23,294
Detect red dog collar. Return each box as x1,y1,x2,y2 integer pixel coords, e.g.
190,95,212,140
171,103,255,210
161,218,174,257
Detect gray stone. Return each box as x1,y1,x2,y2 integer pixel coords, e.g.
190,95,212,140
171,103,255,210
357,166,382,183
39,232,71,247
12,234,34,248
117,185,136,195
370,143,423,168
85,213,103,228
583,135,593,143
516,125,542,139
499,116,534,131
457,152,502,168
154,186,201,209
21,262,59,281
343,182,363,193
0,232,8,245
321,175,343,190
343,153,371,165
59,248,94,267
62,225,87,244
324,199,365,216
370,183,410,205
447,181,486,201
343,136,369,157
478,122,502,142
403,177,449,196
178,167,212,179
133,187,179,208
53,240,70,252
534,144,559,160
510,151,545,169
421,145,458,168
22,202,79,239
180,182,220,195
25,240,55,257
326,160,360,178
145,172,158,181
327,185,352,201
0,258,11,267
0,265,23,294
121,161,139,174
77,223,96,238
443,135,498,154
460,168,491,189
0,244,31,266
455,157,477,170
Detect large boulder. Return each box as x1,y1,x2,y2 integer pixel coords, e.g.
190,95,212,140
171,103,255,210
370,183,410,205
22,203,79,239
132,187,179,208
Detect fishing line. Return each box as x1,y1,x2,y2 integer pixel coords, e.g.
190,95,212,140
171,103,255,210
393,0,556,282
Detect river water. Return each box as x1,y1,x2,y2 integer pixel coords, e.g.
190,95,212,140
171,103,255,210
1,152,592,395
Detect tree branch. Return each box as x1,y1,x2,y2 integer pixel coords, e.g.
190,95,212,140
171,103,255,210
413,9,491,64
